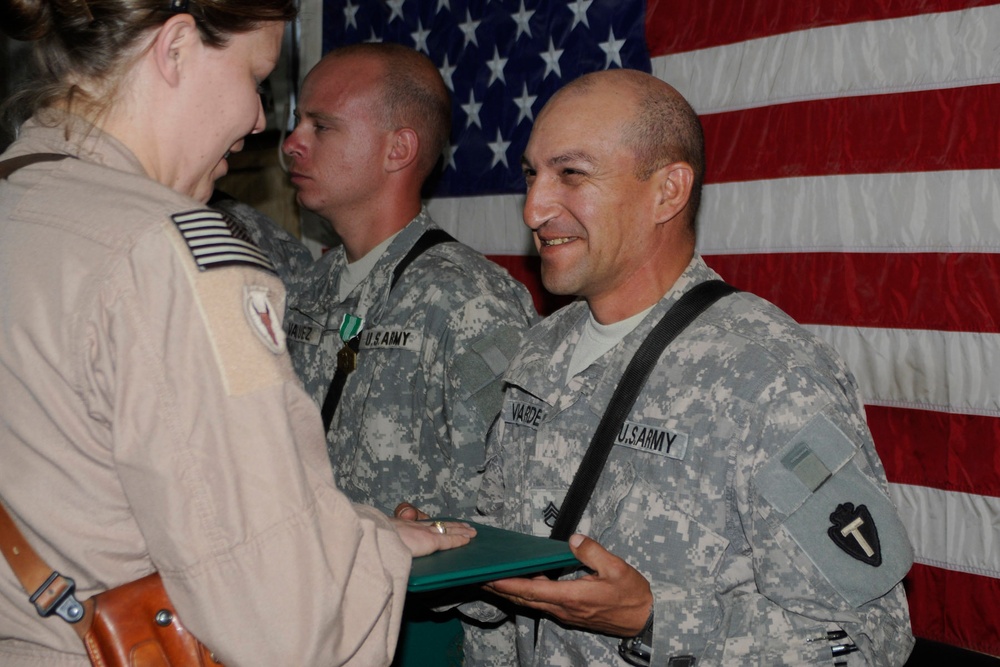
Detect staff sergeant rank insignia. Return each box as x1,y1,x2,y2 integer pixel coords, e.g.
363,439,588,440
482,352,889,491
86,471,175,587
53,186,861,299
543,501,560,528
828,502,882,567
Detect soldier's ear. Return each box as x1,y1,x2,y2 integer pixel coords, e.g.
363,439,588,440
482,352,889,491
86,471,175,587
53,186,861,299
385,128,419,173
652,161,694,226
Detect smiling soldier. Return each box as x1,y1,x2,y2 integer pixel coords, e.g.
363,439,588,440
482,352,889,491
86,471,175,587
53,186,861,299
462,68,915,667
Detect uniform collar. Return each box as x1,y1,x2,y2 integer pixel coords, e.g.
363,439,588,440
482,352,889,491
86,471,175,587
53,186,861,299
505,254,722,409
14,110,149,178
312,208,440,323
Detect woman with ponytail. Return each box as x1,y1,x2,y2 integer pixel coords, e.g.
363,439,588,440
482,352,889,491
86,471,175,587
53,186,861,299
0,2,473,664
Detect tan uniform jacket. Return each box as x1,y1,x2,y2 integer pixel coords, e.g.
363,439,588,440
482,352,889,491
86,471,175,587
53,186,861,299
0,115,410,666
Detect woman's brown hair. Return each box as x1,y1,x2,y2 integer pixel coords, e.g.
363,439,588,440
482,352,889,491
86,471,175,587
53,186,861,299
0,0,296,127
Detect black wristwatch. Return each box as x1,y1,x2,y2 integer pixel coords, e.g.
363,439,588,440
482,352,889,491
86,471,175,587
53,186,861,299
618,608,654,667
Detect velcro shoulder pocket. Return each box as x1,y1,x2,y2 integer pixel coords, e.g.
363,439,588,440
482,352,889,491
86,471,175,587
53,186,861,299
758,415,913,607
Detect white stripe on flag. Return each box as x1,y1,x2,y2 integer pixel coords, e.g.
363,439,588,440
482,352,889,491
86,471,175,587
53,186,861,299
653,6,1000,115
699,171,1000,255
805,325,1000,417
890,482,1000,579
428,170,1000,256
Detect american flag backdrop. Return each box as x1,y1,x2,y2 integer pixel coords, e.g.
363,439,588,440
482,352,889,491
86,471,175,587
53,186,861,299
318,0,1000,656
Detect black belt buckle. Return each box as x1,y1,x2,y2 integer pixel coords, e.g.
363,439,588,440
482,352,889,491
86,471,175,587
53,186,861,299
29,571,85,623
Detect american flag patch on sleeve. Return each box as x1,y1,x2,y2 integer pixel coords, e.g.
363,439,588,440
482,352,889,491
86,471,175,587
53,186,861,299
171,209,277,275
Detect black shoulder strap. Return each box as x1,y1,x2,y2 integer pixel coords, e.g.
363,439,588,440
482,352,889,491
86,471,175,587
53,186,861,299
390,227,456,290
321,227,457,432
549,279,739,541
0,153,70,180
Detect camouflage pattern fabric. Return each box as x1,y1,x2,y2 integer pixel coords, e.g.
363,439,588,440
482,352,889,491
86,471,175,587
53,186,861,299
285,209,537,517
473,255,915,667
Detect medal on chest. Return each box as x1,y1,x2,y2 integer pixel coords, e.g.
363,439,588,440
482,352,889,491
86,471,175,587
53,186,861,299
337,313,364,374
336,344,357,373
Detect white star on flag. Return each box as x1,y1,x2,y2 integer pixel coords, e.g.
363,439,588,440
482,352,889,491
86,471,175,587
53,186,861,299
600,27,626,68
443,143,457,171
487,47,508,86
386,0,405,23
568,0,593,30
459,9,480,48
489,129,511,168
511,0,535,40
541,38,564,79
461,90,482,129
514,84,537,125
411,19,430,53
343,0,359,30
438,55,456,91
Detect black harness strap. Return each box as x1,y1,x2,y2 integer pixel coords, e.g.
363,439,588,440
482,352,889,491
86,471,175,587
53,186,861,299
320,228,457,432
549,279,739,542
389,228,456,290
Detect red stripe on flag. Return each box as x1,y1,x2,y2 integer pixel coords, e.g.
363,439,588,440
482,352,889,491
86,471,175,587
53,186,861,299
700,84,1000,183
905,563,1000,656
703,253,1000,333
866,405,1000,498
645,0,1000,55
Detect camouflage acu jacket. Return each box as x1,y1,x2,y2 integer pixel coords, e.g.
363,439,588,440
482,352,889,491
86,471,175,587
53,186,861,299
475,256,914,667
285,210,537,517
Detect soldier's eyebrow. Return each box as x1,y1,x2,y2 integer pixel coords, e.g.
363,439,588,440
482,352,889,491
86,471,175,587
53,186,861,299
298,109,341,127
521,151,597,171
548,151,596,166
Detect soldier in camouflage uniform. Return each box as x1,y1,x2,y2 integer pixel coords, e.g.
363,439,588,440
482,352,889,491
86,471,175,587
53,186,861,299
281,43,537,665
464,70,915,666
284,209,535,516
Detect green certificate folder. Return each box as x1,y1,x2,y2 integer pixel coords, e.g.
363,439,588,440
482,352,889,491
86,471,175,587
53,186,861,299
407,519,581,593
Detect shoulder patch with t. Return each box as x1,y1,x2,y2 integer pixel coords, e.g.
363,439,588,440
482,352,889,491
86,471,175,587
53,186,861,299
171,209,277,275
758,414,913,607
828,502,881,566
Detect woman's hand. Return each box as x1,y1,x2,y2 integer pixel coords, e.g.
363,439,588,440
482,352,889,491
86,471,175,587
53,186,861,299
389,506,476,557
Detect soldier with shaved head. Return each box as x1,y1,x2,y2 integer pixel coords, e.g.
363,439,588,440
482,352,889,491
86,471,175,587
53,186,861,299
462,69,915,667
282,42,537,665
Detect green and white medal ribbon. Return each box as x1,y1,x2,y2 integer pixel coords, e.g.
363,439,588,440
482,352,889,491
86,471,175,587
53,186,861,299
339,313,364,342
336,313,364,374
